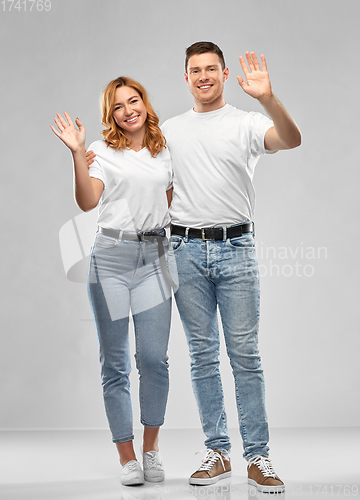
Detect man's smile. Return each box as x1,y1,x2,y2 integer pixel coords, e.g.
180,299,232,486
198,84,213,90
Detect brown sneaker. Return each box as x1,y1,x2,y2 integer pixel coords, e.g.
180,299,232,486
189,449,231,485
247,455,285,493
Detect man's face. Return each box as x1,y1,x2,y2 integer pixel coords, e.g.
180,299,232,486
185,52,229,110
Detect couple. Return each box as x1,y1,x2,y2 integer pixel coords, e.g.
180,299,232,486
51,41,301,493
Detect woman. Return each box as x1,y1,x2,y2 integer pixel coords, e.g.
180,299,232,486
51,77,173,486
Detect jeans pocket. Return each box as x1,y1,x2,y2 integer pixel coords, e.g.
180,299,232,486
169,236,184,252
226,233,255,249
94,233,117,249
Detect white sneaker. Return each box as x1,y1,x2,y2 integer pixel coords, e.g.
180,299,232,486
142,449,165,482
121,460,144,486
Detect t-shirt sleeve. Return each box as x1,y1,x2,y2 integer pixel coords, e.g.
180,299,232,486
87,141,106,188
160,121,167,136
165,143,174,190
160,123,173,190
248,112,276,156
167,167,173,190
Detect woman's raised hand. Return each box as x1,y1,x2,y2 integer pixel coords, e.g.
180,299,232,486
50,112,86,153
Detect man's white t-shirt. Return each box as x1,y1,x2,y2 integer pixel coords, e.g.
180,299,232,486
161,103,275,228
88,140,172,232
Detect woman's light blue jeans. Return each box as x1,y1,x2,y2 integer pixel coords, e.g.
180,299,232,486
87,232,172,443
169,230,269,460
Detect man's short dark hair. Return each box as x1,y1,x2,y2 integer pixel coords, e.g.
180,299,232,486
185,41,226,72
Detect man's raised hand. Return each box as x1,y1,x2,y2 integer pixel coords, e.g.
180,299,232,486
237,52,273,102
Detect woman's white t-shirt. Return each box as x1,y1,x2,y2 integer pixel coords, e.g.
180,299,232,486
88,140,172,232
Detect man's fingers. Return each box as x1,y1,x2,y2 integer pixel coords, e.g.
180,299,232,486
237,75,249,91
239,56,249,75
85,149,96,168
245,51,255,71
237,75,245,86
260,54,268,72
242,51,267,73
250,52,261,71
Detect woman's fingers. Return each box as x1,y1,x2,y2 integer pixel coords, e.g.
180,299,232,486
75,117,84,130
56,113,69,129
63,111,74,127
53,115,64,132
50,125,61,137
52,112,82,134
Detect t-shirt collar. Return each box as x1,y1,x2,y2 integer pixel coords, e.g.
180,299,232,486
190,103,230,118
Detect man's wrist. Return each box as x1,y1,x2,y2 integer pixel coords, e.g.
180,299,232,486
258,92,275,107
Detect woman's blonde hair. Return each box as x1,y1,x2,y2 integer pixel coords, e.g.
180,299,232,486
100,77,166,158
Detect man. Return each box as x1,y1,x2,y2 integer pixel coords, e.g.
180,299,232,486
161,41,301,493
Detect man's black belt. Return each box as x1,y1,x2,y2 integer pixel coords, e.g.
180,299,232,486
170,223,254,241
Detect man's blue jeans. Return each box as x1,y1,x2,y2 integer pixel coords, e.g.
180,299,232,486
87,232,172,443
169,229,269,459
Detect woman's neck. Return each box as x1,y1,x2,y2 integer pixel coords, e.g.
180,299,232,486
126,128,145,152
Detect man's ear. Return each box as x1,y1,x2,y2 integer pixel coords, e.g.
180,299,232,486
223,67,230,82
184,72,189,85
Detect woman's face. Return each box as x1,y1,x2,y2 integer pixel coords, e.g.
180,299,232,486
112,86,147,137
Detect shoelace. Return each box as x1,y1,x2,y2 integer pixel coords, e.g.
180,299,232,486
248,455,277,478
144,451,158,469
125,460,140,472
197,449,225,472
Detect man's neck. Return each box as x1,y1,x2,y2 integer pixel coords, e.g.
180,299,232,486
193,96,226,113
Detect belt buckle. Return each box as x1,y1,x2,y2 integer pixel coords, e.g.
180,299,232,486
201,228,212,241
137,232,145,241
142,231,158,242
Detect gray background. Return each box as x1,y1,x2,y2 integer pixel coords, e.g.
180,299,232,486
1,0,359,433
